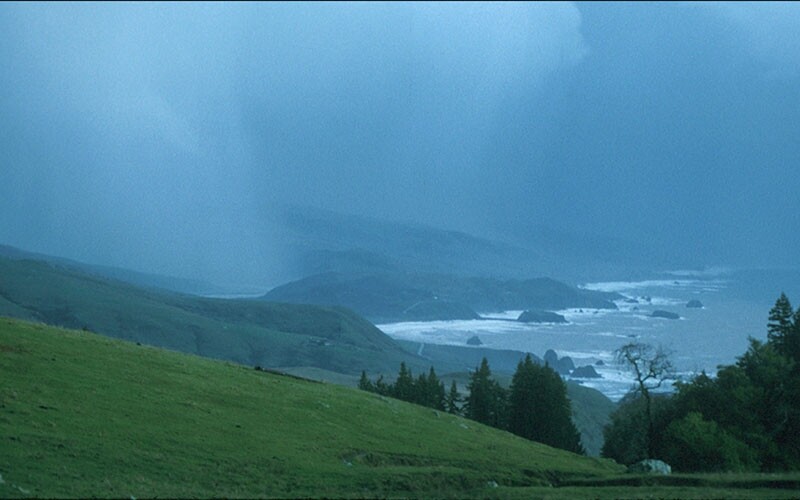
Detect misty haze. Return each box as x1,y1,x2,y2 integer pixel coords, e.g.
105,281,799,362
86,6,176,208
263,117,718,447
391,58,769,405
2,2,800,498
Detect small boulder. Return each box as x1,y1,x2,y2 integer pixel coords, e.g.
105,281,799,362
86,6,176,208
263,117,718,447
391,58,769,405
466,335,483,346
651,310,680,320
595,359,605,366
686,299,704,308
627,459,672,475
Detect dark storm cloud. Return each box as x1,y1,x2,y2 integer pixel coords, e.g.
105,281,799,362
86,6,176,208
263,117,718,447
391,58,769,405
0,2,798,285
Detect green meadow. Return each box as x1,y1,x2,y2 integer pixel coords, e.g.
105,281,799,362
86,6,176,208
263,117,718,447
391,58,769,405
3,318,800,498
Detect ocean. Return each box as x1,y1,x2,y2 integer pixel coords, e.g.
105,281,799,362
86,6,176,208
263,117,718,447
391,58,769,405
378,270,795,401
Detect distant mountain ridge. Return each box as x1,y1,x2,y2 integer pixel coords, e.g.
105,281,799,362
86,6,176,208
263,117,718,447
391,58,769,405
271,204,681,284
263,271,620,323
274,204,547,280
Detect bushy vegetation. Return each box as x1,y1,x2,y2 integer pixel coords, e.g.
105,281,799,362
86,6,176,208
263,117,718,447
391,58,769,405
603,293,800,472
361,355,583,454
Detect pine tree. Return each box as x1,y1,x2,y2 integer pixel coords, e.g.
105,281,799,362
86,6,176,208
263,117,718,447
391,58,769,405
414,372,428,406
446,380,461,415
374,375,390,396
358,370,374,392
393,362,415,401
465,358,506,428
508,355,537,440
508,354,584,453
424,366,446,410
791,308,800,362
768,293,794,357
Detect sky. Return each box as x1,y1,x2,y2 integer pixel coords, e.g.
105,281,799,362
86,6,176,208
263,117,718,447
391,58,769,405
1,2,799,285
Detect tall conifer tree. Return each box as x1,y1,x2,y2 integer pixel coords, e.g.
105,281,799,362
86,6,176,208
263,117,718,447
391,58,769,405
508,354,584,454
446,380,461,415
768,293,794,357
465,358,506,428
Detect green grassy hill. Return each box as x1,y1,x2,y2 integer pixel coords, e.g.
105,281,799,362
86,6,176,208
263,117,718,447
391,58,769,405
0,256,421,375
0,253,622,457
6,318,800,498
4,319,799,499
0,318,624,498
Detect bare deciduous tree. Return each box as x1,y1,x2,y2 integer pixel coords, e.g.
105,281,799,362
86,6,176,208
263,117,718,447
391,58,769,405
616,342,675,457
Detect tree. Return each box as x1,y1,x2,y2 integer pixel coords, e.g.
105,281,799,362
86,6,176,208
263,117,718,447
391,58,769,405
420,366,446,411
615,342,675,458
661,412,758,472
358,370,374,392
768,293,795,358
602,393,658,465
464,358,506,428
605,298,800,471
445,380,461,415
508,354,583,453
374,375,390,396
392,362,415,401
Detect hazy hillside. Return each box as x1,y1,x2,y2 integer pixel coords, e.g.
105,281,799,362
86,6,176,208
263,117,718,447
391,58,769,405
0,244,225,295
263,271,620,322
272,204,674,284
0,255,422,375
0,318,623,498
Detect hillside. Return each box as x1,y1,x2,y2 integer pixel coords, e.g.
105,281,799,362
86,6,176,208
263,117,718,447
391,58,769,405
0,244,223,295
272,204,679,283
0,252,620,454
0,255,422,375
275,204,548,280
0,318,623,498
5,319,799,499
263,271,619,322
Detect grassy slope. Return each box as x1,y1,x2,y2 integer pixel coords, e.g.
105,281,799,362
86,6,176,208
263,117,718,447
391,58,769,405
0,257,423,375
3,319,798,499
0,254,616,455
0,318,624,498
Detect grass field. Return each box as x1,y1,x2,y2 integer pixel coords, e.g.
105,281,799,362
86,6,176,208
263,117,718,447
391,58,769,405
3,318,799,498
0,318,623,498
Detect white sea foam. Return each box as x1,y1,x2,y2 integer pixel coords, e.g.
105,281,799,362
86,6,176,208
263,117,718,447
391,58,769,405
666,267,731,278
580,279,727,294
478,310,525,320
587,331,632,339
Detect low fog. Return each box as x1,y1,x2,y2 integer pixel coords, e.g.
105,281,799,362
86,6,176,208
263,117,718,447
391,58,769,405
1,2,799,287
